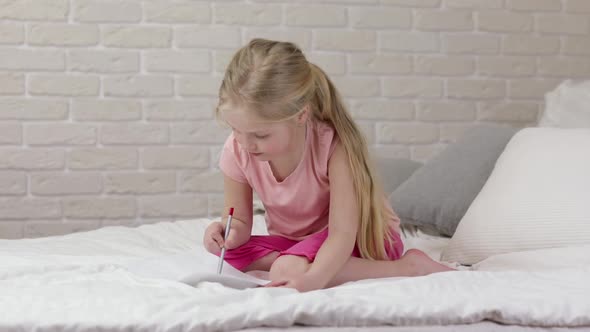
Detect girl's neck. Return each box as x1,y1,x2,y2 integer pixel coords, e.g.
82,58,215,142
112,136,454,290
268,122,308,182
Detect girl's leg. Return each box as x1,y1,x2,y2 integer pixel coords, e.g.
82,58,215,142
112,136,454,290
327,249,454,287
243,251,280,271
268,249,454,287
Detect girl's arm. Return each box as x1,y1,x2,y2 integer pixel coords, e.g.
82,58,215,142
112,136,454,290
305,143,359,287
221,174,254,249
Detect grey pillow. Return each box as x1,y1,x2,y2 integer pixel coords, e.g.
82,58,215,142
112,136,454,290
373,157,423,194
389,124,519,237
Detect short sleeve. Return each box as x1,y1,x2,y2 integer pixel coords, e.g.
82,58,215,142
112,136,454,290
219,134,249,184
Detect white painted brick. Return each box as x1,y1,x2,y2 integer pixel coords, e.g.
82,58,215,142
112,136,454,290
213,50,235,73
377,123,439,144
509,79,561,99
350,7,411,29
0,149,64,170
26,124,97,146
444,34,500,54
31,172,101,195
381,32,439,53
566,0,590,13
416,101,476,121
24,220,100,238
140,195,207,218
448,79,506,99
411,144,446,162
564,37,590,56
145,51,210,73
381,0,440,7
171,122,230,144
538,57,590,78
0,99,67,120
478,56,536,77
415,10,473,31
503,35,560,55
357,121,375,145
507,0,561,11
332,77,380,97
144,1,210,23
0,49,64,71
0,0,68,21
307,54,346,75
446,0,503,9
208,194,224,218
103,76,173,97
244,29,311,50
0,23,24,44
176,27,240,49
350,101,414,120
478,11,534,32
29,75,99,97
0,198,61,220
103,26,171,48
180,170,224,193
72,100,142,121
142,147,209,169
104,172,175,194
369,145,411,160
68,148,138,170
478,101,539,122
68,50,139,73
0,123,21,144
537,15,589,35
414,56,474,76
0,172,25,194
63,198,136,219
178,75,222,97
286,5,346,27
350,54,412,74
145,100,215,121
214,4,281,26
0,222,23,239
28,23,98,46
314,30,376,51
101,124,168,145
73,0,140,22
0,73,24,95
383,78,443,98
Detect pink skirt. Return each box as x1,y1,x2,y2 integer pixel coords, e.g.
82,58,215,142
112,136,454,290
221,228,404,271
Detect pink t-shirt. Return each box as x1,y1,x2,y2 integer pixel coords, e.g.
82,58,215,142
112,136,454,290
219,120,400,240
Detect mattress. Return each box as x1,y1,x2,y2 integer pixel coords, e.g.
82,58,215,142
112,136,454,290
1,216,588,332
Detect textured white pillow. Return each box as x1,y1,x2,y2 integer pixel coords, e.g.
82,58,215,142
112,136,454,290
442,128,590,265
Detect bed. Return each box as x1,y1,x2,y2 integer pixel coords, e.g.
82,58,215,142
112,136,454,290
1,214,589,332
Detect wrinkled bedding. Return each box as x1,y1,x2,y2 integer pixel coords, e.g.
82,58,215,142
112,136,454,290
1,216,589,332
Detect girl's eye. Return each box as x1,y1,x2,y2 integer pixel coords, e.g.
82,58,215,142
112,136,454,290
255,134,269,139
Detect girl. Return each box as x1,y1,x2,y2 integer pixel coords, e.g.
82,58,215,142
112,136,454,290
204,39,453,292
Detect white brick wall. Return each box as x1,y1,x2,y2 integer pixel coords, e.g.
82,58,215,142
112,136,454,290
0,0,589,238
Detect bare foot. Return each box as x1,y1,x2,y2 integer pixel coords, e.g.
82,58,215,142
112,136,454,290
402,249,455,276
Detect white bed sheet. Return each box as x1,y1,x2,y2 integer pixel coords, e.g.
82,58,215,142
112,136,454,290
1,216,589,332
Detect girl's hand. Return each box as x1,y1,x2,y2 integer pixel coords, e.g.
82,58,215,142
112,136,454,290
264,272,327,292
203,221,240,255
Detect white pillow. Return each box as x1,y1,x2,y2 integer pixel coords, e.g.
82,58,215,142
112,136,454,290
442,127,590,265
539,79,590,128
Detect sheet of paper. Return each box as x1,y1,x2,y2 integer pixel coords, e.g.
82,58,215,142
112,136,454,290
125,250,269,289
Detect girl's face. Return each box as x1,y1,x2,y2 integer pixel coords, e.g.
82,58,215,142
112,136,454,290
222,107,303,161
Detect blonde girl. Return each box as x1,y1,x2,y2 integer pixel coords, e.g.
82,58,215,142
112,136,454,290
204,39,452,292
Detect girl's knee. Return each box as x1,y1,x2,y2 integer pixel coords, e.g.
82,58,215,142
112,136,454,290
269,255,310,280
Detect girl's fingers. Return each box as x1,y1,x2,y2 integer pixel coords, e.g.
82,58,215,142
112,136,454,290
264,280,288,288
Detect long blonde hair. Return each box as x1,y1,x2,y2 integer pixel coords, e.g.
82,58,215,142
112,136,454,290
216,39,394,260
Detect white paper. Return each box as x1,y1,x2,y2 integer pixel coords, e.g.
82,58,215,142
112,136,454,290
125,250,269,289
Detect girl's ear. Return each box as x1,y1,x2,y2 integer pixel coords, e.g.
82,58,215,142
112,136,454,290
297,105,311,125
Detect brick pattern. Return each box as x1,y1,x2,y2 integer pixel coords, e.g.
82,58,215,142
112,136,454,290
0,0,589,237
